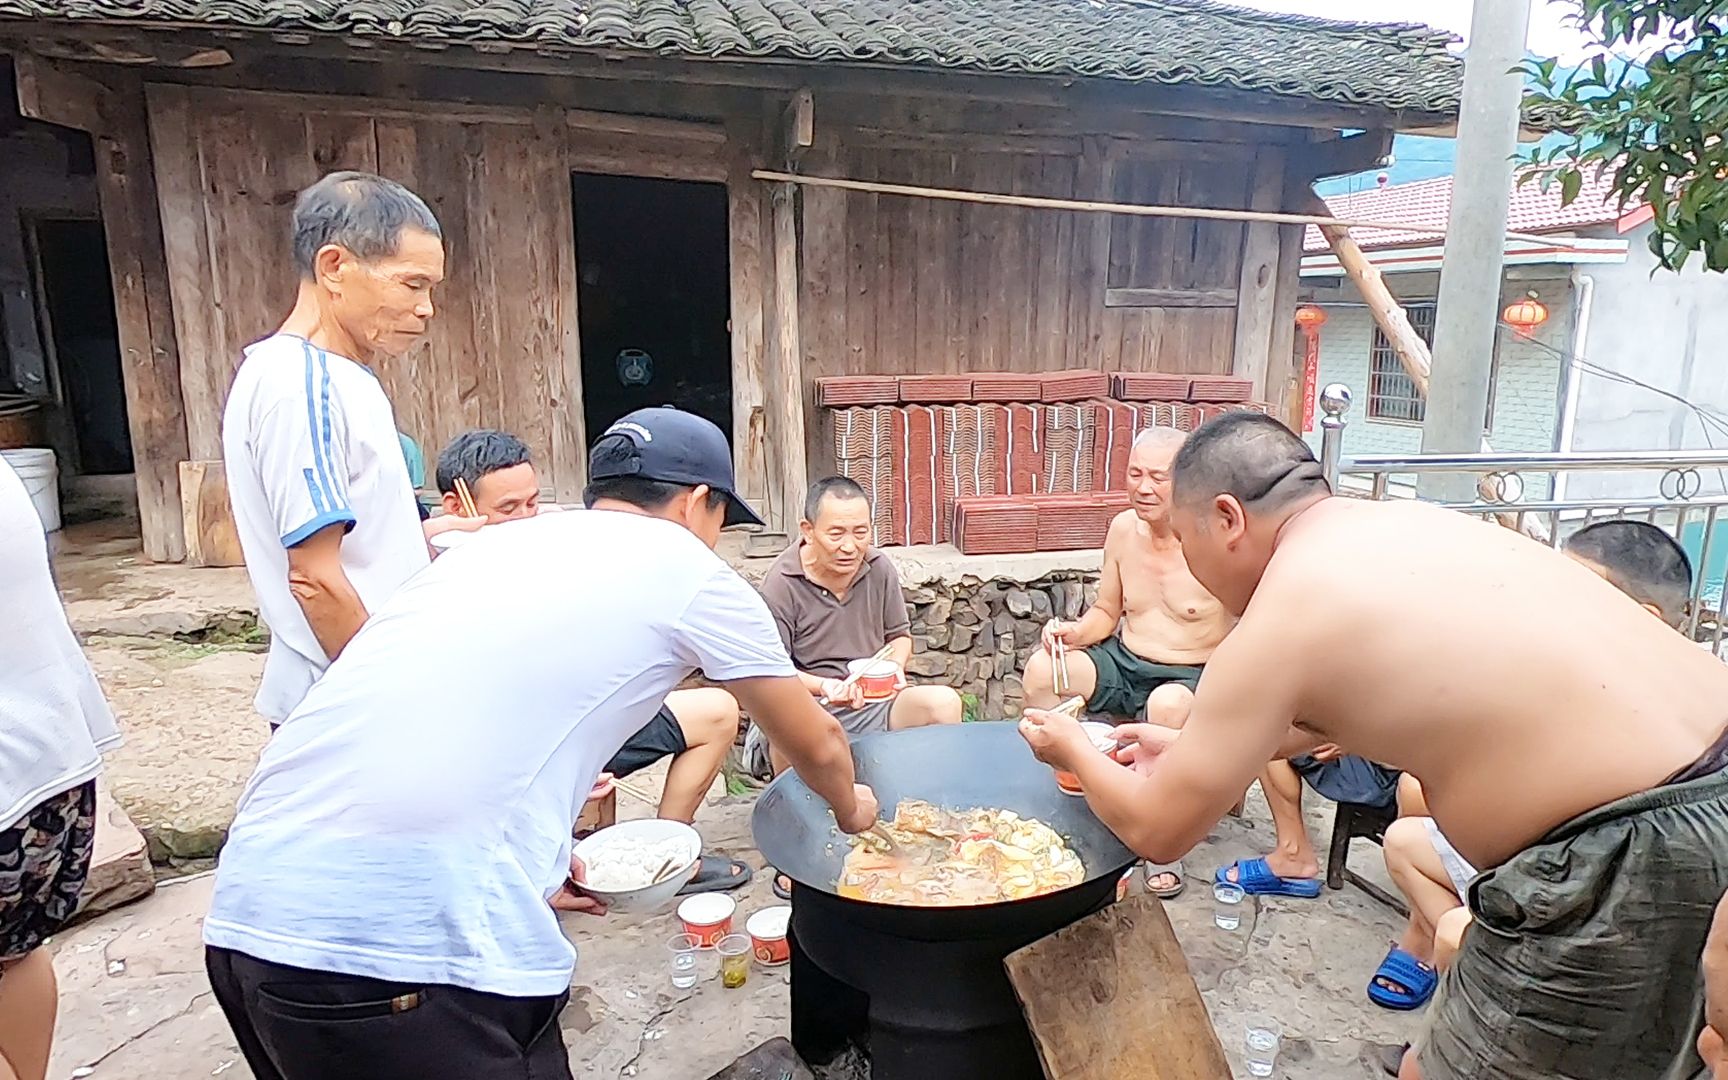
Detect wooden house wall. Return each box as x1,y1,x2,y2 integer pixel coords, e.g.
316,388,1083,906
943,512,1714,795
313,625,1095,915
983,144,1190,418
803,141,1253,381
146,84,590,499
13,49,1337,555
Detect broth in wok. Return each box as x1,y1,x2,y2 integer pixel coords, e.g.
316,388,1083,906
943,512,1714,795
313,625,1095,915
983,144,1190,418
838,799,1085,907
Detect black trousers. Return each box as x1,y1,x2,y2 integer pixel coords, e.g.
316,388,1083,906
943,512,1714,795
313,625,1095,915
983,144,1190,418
206,946,573,1080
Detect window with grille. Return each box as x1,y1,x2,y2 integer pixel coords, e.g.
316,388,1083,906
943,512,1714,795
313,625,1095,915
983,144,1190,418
1367,303,1436,423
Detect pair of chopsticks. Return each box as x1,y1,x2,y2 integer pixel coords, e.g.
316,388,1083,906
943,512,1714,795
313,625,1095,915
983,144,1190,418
453,477,480,519
826,642,896,700
1051,635,1071,696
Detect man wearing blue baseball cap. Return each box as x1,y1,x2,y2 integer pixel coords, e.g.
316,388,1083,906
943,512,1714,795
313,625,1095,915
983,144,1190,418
204,407,876,1080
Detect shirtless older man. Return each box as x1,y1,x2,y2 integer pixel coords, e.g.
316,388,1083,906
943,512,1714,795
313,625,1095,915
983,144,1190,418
1024,427,1232,729
1019,411,1728,1080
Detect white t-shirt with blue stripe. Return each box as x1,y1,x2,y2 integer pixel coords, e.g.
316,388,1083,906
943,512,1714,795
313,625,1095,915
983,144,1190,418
222,334,428,722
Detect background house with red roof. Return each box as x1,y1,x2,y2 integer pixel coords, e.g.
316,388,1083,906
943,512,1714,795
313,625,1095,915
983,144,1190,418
1297,170,1728,503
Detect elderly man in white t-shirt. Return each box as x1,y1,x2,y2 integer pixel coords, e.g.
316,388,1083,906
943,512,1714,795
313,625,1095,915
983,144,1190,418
223,171,480,727
205,408,878,1080
0,458,122,1080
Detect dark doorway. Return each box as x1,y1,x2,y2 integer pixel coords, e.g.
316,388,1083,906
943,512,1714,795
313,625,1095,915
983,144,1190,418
27,216,130,474
571,173,732,443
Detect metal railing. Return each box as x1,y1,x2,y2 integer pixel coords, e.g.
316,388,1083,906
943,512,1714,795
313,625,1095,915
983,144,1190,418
1316,383,1728,655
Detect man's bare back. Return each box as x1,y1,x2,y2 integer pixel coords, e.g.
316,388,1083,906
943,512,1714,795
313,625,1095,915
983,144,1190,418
1023,413,1728,1080
1243,498,1727,867
1107,509,1232,665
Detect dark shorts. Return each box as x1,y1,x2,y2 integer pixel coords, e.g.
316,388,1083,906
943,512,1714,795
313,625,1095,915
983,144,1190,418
207,946,571,1080
1418,767,1728,1080
0,780,96,964
1288,754,1400,809
605,705,690,778
1082,636,1202,719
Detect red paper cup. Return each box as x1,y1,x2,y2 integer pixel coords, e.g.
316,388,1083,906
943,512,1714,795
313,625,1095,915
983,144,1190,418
677,894,736,949
847,658,900,702
746,906,792,967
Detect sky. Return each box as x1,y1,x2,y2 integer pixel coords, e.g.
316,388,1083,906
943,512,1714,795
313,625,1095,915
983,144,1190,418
1224,0,1598,61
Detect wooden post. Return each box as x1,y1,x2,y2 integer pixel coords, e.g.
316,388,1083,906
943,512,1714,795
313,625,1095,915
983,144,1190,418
768,181,808,536
1307,195,1547,539
16,57,189,561
760,91,813,536
725,119,769,509
1231,146,1285,398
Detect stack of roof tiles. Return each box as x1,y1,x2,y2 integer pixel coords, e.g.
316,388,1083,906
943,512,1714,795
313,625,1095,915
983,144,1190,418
8,0,1511,131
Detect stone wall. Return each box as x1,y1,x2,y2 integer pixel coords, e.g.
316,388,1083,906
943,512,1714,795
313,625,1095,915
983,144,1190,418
902,572,1101,720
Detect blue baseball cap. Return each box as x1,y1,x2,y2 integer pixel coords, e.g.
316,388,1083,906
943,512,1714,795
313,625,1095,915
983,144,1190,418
589,407,764,528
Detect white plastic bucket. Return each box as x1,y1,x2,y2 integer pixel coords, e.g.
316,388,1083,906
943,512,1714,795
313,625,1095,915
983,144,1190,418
3,447,60,533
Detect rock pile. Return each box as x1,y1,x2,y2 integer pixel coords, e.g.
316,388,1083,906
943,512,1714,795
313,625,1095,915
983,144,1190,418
902,573,1100,719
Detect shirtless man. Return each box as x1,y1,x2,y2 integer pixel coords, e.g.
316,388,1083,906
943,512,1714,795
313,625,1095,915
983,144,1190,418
1018,411,1728,1080
1023,426,1232,729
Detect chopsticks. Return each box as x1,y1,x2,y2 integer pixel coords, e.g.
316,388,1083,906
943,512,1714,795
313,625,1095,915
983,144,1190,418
1051,636,1071,696
454,477,480,519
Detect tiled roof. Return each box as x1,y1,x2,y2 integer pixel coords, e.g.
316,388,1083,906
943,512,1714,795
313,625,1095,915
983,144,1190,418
1303,170,1636,251
0,0,1478,116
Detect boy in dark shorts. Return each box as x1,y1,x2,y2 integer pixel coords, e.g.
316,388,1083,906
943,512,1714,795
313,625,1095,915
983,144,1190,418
0,457,120,1080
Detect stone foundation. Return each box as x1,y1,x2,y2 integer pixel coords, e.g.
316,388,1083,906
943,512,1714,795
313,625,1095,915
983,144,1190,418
901,569,1100,720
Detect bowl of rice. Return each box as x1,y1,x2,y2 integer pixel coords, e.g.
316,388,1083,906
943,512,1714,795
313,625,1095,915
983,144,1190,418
570,818,702,914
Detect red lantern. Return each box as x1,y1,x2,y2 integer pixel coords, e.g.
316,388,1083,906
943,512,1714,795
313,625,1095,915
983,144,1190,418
1295,305,1328,329
1502,294,1549,336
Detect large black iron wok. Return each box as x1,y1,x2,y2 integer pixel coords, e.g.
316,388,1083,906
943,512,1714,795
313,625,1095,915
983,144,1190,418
752,721,1138,1080
754,720,1135,912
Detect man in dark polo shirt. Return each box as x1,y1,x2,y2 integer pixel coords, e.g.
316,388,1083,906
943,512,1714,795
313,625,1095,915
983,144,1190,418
747,477,962,779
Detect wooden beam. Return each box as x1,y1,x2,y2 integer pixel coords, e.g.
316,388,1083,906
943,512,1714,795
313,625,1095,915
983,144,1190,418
13,52,106,132
542,108,586,503
1264,174,1306,426
1294,127,1394,182
1306,192,1548,540
725,117,769,509
1231,145,1285,397
752,170,1576,245
781,87,813,166
1104,287,1238,309
767,181,807,535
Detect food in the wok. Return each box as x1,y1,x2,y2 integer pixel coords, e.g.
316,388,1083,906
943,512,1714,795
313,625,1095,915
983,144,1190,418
838,799,1085,906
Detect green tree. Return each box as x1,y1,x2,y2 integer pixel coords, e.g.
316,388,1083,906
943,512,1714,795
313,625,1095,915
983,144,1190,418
1523,0,1728,271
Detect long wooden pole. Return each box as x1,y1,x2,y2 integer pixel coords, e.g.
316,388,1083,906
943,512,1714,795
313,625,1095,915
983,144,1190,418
1309,197,1548,541
752,170,1577,249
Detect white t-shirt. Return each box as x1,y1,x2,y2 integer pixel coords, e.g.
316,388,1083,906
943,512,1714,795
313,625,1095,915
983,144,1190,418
203,510,795,996
222,334,429,721
0,459,121,829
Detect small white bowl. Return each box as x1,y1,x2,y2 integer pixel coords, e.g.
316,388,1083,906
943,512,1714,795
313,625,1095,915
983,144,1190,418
571,819,701,914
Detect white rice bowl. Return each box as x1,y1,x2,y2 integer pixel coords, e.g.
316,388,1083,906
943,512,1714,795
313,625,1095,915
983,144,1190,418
570,819,702,913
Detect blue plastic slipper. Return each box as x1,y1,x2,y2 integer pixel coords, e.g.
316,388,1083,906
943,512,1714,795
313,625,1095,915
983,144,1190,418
1214,857,1323,898
1366,947,1438,1011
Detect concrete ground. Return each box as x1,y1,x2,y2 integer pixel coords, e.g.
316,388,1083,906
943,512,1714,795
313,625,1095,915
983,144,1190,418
48,522,1421,1078
47,786,1420,1080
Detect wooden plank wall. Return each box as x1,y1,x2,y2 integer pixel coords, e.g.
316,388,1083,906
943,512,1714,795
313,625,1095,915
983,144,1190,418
797,129,1270,469
800,135,1256,386
145,85,588,499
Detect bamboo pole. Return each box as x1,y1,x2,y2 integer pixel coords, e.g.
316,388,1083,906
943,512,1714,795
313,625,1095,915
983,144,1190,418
751,170,1580,249
1308,197,1549,542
